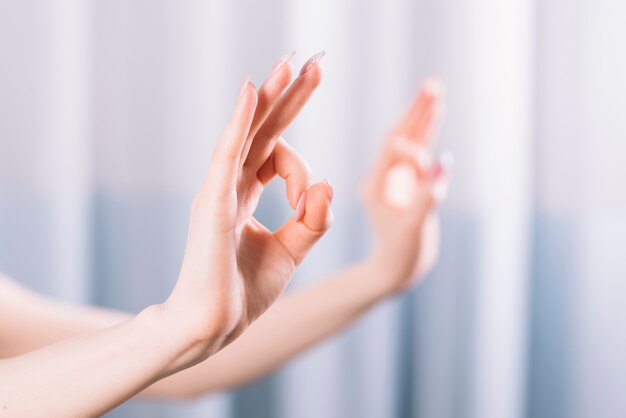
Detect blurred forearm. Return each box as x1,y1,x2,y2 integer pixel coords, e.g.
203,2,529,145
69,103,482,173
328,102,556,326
0,262,384,398
1,263,390,400
145,260,388,398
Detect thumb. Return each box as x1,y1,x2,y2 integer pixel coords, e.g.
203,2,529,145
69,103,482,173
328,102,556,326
274,179,334,265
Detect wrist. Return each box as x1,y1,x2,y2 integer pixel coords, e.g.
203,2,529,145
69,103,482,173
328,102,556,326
353,257,398,303
362,253,411,300
137,303,226,375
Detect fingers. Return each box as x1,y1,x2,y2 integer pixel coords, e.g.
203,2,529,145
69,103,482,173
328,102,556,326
365,137,452,215
367,137,430,200
392,78,444,147
240,52,295,164
243,51,325,172
257,137,312,209
274,180,334,265
203,81,258,197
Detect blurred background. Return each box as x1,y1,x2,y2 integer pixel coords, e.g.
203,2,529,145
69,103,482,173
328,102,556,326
1,0,625,417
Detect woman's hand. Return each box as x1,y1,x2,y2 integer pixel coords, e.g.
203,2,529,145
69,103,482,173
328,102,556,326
361,79,452,298
0,53,336,417
164,52,334,367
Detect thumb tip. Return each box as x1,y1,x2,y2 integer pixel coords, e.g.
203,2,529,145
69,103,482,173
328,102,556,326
297,181,334,232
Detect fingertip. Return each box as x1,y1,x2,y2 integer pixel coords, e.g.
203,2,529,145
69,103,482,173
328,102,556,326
422,77,444,98
288,174,311,210
268,61,293,91
299,50,325,77
273,139,312,209
431,153,453,202
243,81,258,102
300,181,333,232
300,63,322,88
280,60,294,80
236,81,258,120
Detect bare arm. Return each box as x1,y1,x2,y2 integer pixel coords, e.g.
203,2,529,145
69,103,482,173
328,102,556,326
0,301,187,417
1,80,451,401
0,54,333,415
0,263,382,400
152,79,453,398
147,261,387,397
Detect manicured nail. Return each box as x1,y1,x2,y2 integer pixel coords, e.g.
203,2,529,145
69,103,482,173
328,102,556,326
271,50,296,73
299,50,326,76
322,179,334,204
239,74,251,97
439,151,454,172
433,151,454,177
295,189,308,221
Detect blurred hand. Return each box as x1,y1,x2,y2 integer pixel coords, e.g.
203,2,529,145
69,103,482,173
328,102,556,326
164,52,333,365
361,80,452,297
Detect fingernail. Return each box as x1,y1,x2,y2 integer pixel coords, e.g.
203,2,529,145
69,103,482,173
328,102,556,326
239,74,251,97
299,50,326,76
439,151,454,172
322,179,334,204
433,151,454,177
271,50,296,73
295,189,308,221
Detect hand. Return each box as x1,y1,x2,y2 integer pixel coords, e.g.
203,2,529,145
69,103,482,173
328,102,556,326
164,52,334,366
361,79,452,297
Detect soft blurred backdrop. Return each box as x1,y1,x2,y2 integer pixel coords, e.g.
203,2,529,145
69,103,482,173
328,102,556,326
1,1,625,417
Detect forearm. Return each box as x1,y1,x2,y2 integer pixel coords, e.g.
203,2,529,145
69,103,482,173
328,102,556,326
1,260,391,401
145,259,388,398
0,305,193,417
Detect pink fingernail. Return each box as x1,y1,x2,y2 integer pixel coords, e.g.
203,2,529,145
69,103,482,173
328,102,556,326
433,151,454,177
271,50,296,73
299,50,326,76
239,74,251,97
433,161,444,177
295,189,308,221
322,179,334,204
439,151,454,172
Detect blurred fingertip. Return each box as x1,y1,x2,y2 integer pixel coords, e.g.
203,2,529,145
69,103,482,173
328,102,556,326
422,77,445,99
439,151,455,172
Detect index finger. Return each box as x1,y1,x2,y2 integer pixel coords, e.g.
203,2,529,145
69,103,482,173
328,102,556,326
243,51,325,171
391,78,444,146
240,51,295,163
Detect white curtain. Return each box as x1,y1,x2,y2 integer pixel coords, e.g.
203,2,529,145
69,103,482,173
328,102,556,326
1,1,625,417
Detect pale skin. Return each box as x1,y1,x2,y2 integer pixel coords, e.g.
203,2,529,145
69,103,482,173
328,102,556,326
0,52,451,414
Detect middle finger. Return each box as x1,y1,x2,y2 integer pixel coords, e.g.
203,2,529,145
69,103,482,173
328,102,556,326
243,51,325,173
